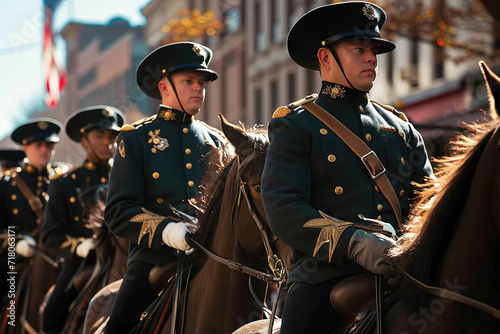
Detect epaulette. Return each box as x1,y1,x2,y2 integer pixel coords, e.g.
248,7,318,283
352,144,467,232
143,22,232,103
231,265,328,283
119,115,157,131
50,165,79,180
371,100,409,122
197,120,225,138
272,94,318,118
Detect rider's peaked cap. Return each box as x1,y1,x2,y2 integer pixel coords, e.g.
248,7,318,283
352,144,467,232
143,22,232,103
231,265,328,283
11,118,62,145
136,42,218,100
65,105,126,142
287,1,395,71
0,149,26,168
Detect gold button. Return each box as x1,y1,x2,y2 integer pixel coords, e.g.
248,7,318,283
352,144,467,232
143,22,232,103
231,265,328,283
75,216,80,221
320,128,328,135
157,198,164,204
377,215,382,220
377,204,383,212
327,154,336,162
188,181,194,187
101,177,106,183
185,148,191,155
37,182,43,187
334,186,343,195
189,198,197,204
375,185,380,192
37,175,43,181
151,148,157,154
399,190,405,197
152,172,160,179
70,197,76,203
71,174,76,179
11,194,17,200
358,105,364,112
186,163,192,169
400,157,405,165
398,130,404,138
183,128,189,134
13,208,18,215
11,181,16,186
365,133,372,141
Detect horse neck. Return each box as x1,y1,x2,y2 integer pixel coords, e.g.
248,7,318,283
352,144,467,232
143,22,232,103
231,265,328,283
439,126,500,289
180,161,265,332
397,127,499,305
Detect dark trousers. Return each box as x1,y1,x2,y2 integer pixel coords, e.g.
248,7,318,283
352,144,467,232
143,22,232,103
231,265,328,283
280,279,343,334
42,260,80,333
106,261,158,334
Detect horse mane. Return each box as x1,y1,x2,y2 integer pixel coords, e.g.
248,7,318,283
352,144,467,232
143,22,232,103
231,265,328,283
194,124,269,247
390,119,499,301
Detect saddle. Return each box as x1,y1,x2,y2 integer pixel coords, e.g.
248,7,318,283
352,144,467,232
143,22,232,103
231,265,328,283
149,262,178,292
330,273,391,323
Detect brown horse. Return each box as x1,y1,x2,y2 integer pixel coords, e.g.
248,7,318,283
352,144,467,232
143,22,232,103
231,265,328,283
132,115,291,334
60,184,128,334
344,61,500,333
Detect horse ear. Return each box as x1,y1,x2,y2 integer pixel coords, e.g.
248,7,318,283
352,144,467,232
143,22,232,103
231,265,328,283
218,114,253,158
479,61,500,119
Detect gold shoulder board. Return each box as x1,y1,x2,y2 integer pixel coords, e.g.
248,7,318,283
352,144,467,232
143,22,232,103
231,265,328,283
120,115,158,131
272,94,318,118
371,100,409,122
50,166,79,180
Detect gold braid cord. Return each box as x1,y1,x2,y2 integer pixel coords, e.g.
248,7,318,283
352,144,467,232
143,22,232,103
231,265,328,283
303,211,353,262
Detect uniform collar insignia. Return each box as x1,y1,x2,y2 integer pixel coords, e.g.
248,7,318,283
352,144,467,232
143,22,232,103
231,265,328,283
159,108,176,121
158,105,193,123
321,84,346,99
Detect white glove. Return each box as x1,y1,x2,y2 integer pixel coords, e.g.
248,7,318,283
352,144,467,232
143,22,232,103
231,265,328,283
15,235,36,258
76,238,96,258
162,222,192,251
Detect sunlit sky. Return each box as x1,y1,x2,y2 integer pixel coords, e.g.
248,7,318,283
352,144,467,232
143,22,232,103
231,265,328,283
0,0,151,141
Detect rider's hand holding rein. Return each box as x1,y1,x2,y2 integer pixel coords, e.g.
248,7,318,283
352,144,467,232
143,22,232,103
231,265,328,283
347,229,397,277
15,234,37,258
162,221,197,251
75,238,96,258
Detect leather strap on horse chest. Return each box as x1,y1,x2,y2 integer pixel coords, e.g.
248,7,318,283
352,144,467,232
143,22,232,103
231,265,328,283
302,102,404,230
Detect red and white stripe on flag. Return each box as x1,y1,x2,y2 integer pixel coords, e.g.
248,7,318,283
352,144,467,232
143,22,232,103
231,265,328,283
43,0,66,107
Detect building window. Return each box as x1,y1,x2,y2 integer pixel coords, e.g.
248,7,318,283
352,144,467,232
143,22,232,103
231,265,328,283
433,45,444,79
287,0,295,30
255,1,264,52
255,89,263,124
271,0,280,44
387,51,394,86
271,80,279,111
410,37,419,87
288,73,296,102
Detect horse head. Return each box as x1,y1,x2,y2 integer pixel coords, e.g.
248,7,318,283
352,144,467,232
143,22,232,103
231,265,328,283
480,60,500,120
218,114,270,258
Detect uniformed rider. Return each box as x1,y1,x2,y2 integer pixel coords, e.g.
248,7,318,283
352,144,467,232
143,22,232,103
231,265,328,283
261,2,435,333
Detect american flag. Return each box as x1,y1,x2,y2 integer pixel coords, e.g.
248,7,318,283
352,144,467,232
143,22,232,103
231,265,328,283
43,0,66,107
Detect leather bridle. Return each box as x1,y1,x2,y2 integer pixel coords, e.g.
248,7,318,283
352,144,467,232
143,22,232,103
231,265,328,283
187,156,286,284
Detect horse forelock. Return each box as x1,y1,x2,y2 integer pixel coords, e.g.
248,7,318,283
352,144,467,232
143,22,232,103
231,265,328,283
391,121,499,295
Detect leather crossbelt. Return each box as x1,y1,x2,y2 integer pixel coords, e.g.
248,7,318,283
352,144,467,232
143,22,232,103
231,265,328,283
302,102,403,229
12,172,44,225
